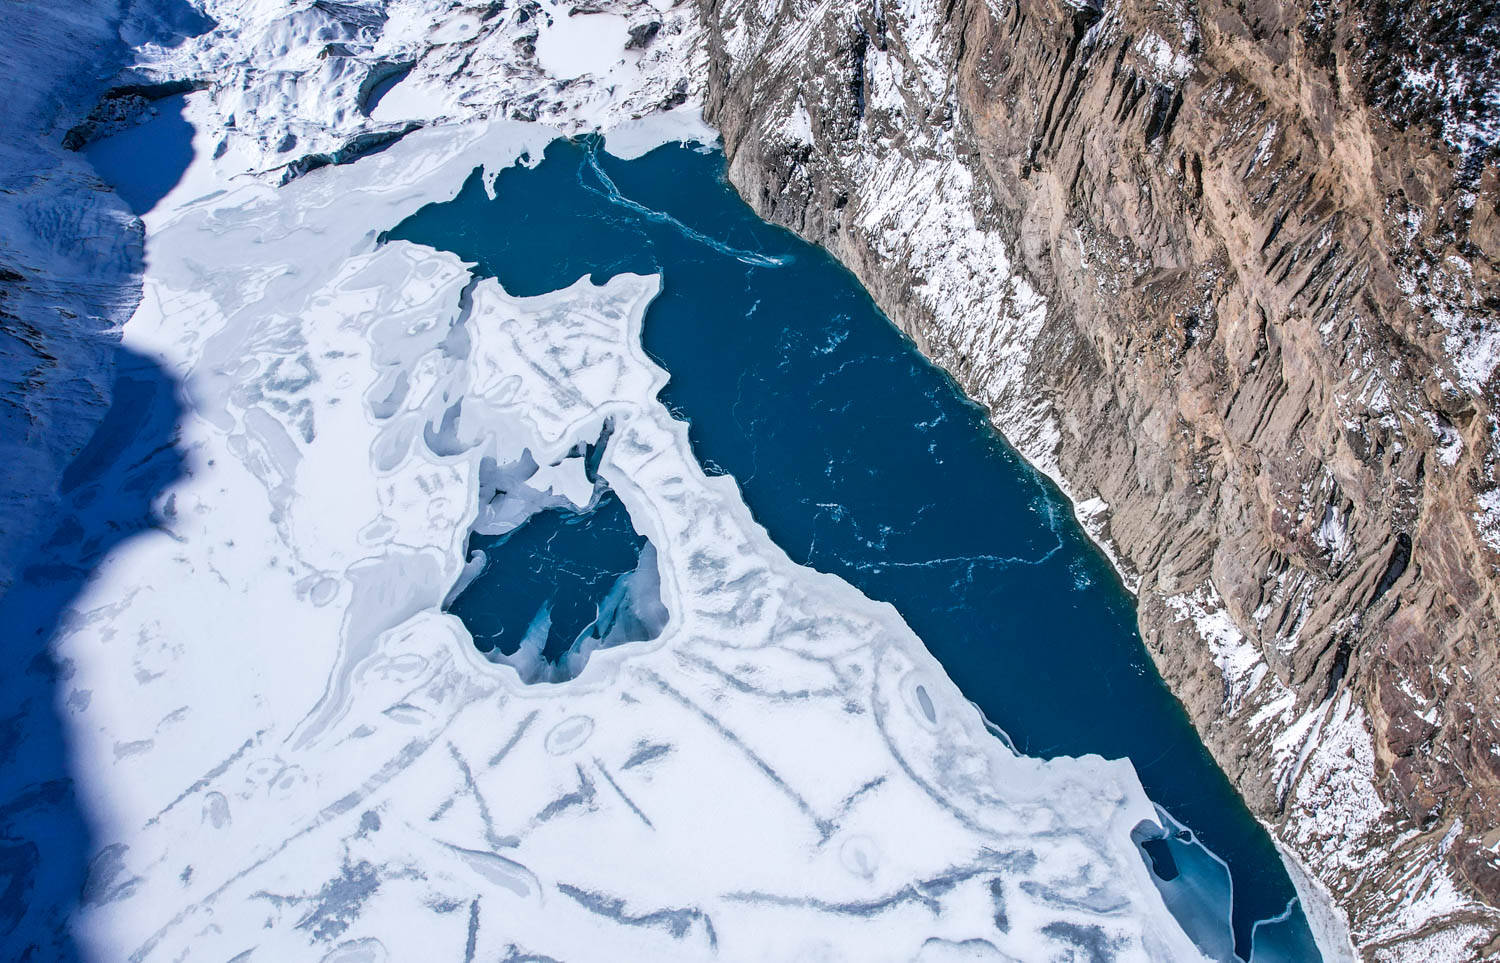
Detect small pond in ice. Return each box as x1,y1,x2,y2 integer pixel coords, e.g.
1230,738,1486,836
386,136,1321,961
449,488,666,685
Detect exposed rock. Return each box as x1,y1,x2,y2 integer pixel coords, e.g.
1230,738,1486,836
694,0,1500,956
627,19,662,49
61,77,209,151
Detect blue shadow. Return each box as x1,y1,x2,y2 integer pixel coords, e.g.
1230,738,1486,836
84,95,197,216
0,348,186,960
0,1,204,953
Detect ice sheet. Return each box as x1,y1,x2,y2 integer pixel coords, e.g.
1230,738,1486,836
48,121,1214,960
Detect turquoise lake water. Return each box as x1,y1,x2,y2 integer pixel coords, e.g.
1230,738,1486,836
386,136,1320,960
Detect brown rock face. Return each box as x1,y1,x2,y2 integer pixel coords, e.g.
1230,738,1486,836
693,0,1500,955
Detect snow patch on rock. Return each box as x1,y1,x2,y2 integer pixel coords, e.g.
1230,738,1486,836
1164,584,1277,716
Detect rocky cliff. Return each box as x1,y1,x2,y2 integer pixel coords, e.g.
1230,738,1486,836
694,0,1500,956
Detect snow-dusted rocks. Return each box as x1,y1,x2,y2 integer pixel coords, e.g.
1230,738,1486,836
16,0,1494,955
135,0,707,180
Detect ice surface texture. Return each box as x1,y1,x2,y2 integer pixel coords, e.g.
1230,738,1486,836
44,120,1212,961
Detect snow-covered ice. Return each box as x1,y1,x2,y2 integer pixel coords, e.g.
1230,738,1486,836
41,118,1221,960
536,9,631,80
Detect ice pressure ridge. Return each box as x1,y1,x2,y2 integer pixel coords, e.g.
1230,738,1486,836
48,121,1217,960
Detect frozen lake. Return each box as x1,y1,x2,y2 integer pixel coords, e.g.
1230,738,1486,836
387,137,1321,960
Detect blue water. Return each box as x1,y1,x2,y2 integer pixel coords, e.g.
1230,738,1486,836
451,491,650,662
385,137,1319,960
